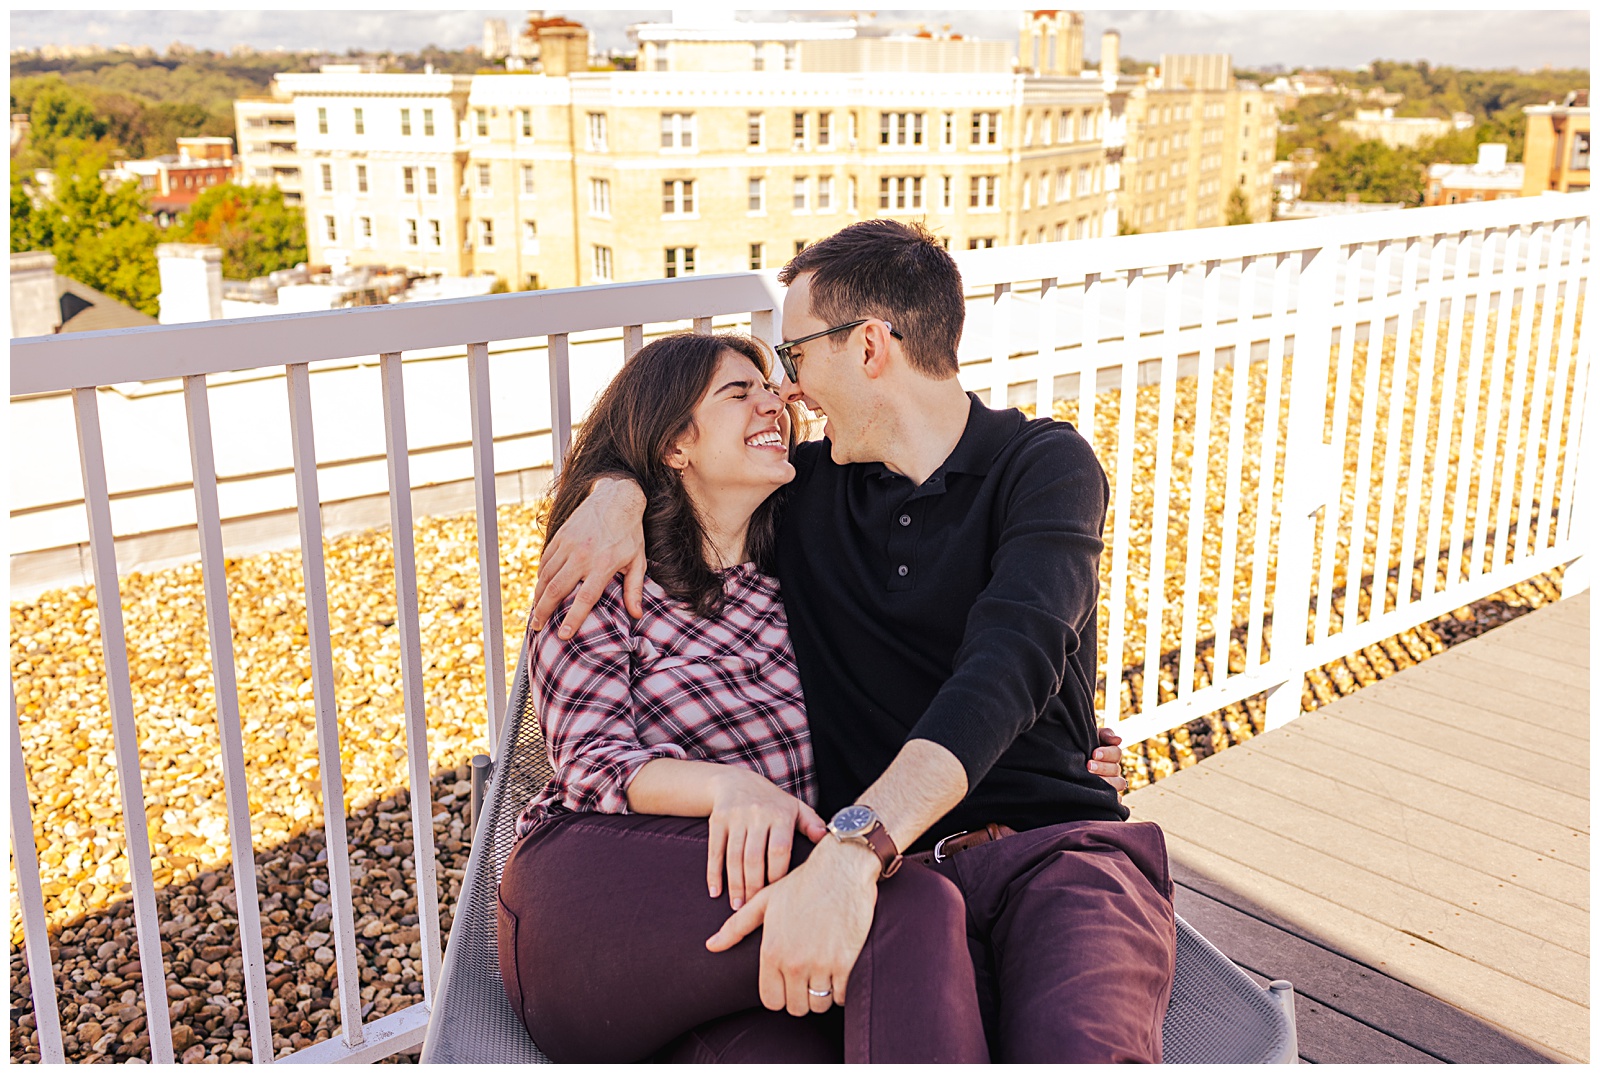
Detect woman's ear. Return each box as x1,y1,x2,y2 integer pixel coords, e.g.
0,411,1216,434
664,442,690,471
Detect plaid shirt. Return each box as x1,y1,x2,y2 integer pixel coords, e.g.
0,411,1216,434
518,564,816,837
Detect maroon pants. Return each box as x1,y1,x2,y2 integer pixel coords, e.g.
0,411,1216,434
497,812,1173,1063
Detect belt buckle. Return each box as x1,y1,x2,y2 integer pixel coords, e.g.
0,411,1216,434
931,830,971,864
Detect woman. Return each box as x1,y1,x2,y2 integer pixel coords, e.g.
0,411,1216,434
497,333,1118,1063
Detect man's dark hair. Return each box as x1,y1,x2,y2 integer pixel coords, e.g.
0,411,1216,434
778,219,964,378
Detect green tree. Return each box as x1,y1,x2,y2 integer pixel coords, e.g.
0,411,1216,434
23,145,162,314
1225,186,1254,225
172,182,306,279
1304,140,1426,206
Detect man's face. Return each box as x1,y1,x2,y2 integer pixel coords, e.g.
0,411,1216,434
778,272,871,462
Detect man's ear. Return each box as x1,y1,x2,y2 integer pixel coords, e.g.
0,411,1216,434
860,321,896,381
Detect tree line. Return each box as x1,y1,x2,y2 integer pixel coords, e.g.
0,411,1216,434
9,46,482,316
1254,61,1588,206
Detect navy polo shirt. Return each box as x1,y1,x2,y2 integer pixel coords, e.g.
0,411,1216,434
776,394,1126,852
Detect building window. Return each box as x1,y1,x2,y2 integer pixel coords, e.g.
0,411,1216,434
1038,174,1049,205
400,108,411,136
590,177,611,216
353,107,365,135
321,163,333,192
406,218,419,247
479,218,494,248
748,111,764,147
423,109,435,137
968,237,996,249
795,240,807,255
356,164,367,193
1023,176,1031,210
324,215,337,242
848,175,858,211
817,175,833,211
475,109,489,137
661,112,696,150
403,166,415,195
969,175,998,209
664,246,696,278
752,45,764,71
1078,165,1090,195
878,176,923,210
1573,132,1591,171
880,112,925,147
522,219,538,252
971,111,1000,145
1058,110,1070,142
663,178,696,215
520,109,533,137
588,112,608,151
792,176,809,211
477,163,492,194
784,43,797,71
521,164,535,195
1056,168,1071,202
359,216,372,244
317,107,328,135
750,242,764,269
849,112,859,144
748,177,766,212
425,166,438,196
818,111,832,148
429,219,441,247
942,112,955,147
593,245,613,281
942,174,953,210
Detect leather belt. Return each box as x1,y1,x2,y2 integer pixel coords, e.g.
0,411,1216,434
908,822,1017,865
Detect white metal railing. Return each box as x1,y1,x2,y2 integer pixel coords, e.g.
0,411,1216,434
8,196,1591,1063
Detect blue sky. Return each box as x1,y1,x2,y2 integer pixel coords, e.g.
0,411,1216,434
8,8,1591,70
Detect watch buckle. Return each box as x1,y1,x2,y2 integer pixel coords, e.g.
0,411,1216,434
931,830,970,864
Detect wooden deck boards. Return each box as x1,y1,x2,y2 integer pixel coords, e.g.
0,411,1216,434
1129,592,1590,1063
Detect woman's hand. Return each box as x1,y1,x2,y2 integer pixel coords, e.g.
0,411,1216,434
1091,726,1129,795
706,767,828,910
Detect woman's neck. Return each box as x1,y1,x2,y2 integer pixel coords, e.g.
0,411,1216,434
689,486,763,569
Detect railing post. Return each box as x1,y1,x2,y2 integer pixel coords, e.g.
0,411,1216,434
1263,241,1339,730
1560,222,1596,598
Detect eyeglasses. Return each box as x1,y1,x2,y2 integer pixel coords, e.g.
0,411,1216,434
774,319,903,383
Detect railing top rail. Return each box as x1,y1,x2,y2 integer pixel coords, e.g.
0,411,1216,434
10,271,785,397
955,194,1591,285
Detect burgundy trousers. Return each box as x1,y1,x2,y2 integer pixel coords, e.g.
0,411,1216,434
497,812,1174,1063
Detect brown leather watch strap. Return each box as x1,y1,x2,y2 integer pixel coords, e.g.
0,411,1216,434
862,823,902,878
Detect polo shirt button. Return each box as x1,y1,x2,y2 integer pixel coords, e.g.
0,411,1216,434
899,514,911,526
897,564,909,577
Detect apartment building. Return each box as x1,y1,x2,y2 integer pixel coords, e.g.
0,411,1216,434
1424,143,1523,206
255,13,1128,286
1118,54,1277,232
1522,92,1590,195
234,94,304,204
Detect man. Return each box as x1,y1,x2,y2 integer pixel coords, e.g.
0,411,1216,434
529,219,1174,1061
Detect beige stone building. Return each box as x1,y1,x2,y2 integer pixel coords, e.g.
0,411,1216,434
1118,53,1277,232
255,14,1249,287
234,92,306,205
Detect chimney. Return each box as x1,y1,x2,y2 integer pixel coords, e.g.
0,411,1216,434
10,251,61,337
157,243,224,324
1101,29,1120,90
1476,142,1508,170
532,18,589,77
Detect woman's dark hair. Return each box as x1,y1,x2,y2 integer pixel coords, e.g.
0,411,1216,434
542,332,797,618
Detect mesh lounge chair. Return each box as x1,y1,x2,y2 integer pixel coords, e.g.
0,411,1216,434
420,648,1298,1064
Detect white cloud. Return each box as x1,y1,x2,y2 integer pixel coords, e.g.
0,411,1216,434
7,8,1590,69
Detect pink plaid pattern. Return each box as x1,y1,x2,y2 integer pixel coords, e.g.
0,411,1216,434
518,564,816,837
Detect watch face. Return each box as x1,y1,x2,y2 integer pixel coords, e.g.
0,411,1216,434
830,805,876,838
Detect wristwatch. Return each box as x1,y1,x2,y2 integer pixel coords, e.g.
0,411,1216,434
827,804,902,878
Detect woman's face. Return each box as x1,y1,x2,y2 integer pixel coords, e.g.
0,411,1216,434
668,349,795,501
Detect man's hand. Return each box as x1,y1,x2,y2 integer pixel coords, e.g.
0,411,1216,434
706,837,879,1016
706,768,828,910
1091,726,1128,795
529,477,648,639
